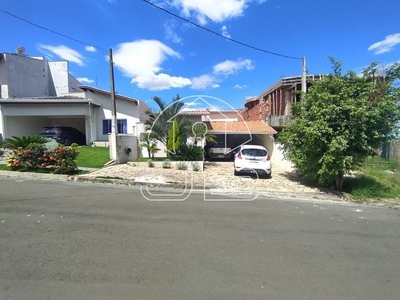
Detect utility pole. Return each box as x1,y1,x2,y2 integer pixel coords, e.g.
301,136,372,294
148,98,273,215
301,56,307,94
109,48,119,163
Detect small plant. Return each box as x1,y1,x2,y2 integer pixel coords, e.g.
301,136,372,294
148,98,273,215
1,135,48,149
192,161,201,172
162,159,172,169
176,161,188,170
71,143,78,148
171,144,204,161
147,159,155,167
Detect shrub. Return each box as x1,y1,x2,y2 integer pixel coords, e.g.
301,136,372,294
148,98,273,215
1,135,48,149
7,143,46,171
147,159,155,167
176,162,188,170
171,144,204,161
162,159,172,169
49,146,79,174
7,144,79,174
192,161,201,172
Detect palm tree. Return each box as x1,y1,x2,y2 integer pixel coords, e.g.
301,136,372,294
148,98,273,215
144,95,192,146
191,122,217,146
139,133,160,159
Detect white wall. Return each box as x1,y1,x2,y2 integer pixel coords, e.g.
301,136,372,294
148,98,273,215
48,61,69,96
89,92,140,141
4,116,48,137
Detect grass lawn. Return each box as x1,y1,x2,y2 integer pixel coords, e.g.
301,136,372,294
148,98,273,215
76,146,110,168
0,164,11,171
0,145,110,170
343,157,400,199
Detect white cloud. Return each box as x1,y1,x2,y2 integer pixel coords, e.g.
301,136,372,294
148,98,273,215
171,0,248,25
77,77,94,84
37,44,85,66
112,39,191,91
191,74,219,89
234,84,247,89
213,59,254,75
85,45,97,52
164,19,182,43
221,25,231,38
368,33,400,54
190,58,253,90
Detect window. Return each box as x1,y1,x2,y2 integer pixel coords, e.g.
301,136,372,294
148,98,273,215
102,119,127,134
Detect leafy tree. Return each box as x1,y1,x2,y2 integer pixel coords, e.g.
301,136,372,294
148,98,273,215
167,118,181,156
145,95,192,146
279,58,400,190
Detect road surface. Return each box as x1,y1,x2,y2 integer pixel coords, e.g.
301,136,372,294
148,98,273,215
1,177,399,299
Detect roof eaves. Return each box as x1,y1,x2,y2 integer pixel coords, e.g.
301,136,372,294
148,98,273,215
79,85,139,105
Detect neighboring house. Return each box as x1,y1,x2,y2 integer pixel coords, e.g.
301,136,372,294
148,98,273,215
242,74,325,131
0,52,148,147
176,109,277,157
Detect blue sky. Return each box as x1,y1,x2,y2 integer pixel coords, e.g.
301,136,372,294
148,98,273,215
1,0,400,110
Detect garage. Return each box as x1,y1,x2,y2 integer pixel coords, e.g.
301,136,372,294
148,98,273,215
0,99,99,145
206,121,277,159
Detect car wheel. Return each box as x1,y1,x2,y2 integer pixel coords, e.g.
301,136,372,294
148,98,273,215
234,168,238,176
63,137,71,146
266,172,272,179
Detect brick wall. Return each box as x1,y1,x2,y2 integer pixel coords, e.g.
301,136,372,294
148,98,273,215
242,100,269,122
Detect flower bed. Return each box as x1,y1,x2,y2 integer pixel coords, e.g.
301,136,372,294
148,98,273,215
130,160,204,172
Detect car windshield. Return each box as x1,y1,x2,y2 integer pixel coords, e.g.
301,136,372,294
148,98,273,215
241,149,267,157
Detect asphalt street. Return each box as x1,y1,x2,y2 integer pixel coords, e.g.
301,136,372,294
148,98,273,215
0,177,399,300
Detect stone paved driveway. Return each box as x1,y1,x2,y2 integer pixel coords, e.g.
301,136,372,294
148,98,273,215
78,160,338,200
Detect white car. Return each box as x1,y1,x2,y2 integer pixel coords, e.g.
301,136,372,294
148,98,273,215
234,145,272,178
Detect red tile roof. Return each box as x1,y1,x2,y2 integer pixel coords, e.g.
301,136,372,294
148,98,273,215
208,121,276,134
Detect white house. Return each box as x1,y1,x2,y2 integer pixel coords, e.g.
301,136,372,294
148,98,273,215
0,52,148,148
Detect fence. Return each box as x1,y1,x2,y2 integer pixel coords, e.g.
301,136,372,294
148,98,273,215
381,141,400,164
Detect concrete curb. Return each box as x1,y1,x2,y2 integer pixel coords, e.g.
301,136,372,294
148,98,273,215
0,170,70,181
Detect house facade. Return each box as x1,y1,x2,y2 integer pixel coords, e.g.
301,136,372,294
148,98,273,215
0,52,148,145
242,75,325,131
177,109,276,157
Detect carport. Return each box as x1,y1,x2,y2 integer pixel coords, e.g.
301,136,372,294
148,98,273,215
207,121,277,156
0,98,100,145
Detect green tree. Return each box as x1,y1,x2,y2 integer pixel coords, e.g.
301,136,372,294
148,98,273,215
145,95,192,146
167,118,181,156
139,133,160,159
279,58,400,190
191,122,216,146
